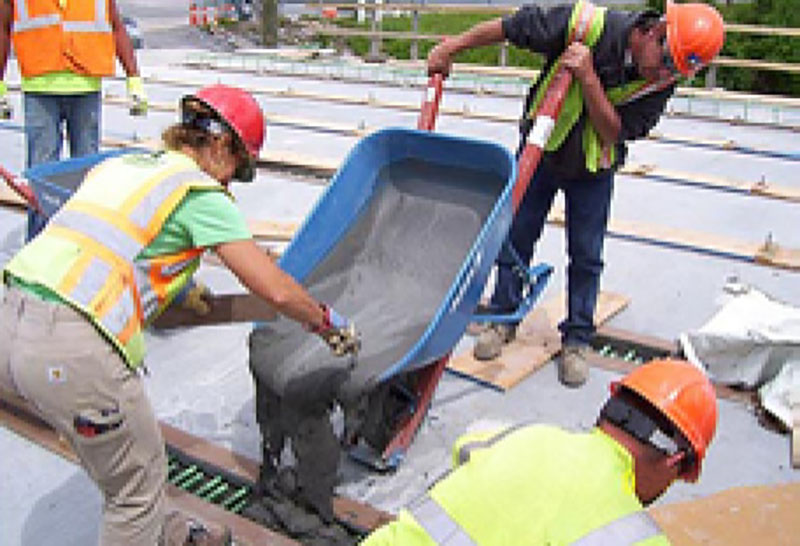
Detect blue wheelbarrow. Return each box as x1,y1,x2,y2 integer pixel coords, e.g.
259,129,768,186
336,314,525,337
248,75,552,470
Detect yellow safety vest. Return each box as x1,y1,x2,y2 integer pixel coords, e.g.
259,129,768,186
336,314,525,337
11,0,115,78
362,426,670,545
3,151,224,368
525,1,674,173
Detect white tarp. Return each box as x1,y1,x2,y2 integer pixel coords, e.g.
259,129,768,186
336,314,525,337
680,287,800,429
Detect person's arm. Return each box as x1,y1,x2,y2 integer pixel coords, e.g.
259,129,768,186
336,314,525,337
560,42,621,146
0,0,12,80
427,18,505,76
108,0,138,77
215,239,327,329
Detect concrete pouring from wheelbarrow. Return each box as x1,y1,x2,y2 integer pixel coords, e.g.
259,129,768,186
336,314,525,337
248,157,507,535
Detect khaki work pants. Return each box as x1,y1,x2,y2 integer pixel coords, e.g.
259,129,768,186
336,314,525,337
0,287,167,545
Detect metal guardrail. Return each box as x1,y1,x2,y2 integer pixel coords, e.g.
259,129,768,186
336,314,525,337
304,2,800,83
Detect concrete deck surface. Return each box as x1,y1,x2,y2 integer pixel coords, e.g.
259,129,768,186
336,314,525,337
1,43,799,545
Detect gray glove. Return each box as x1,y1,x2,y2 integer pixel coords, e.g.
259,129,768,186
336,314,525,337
0,81,12,119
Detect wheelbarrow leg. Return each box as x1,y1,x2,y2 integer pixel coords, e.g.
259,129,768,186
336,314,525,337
380,356,449,468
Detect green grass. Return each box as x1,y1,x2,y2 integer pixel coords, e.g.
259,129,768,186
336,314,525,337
319,11,545,70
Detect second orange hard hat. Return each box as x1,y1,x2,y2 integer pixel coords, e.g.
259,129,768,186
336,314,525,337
665,1,725,76
612,358,717,482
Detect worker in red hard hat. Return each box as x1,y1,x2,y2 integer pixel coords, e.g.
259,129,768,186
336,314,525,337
428,1,724,389
363,358,718,545
0,84,360,545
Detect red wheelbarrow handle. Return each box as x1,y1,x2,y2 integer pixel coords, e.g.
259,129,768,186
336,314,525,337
418,73,444,132
513,68,573,211
0,164,42,214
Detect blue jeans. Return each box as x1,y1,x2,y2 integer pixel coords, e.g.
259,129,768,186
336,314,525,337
489,160,614,346
23,92,100,168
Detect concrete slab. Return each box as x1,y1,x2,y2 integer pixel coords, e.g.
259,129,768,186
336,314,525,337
1,47,799,545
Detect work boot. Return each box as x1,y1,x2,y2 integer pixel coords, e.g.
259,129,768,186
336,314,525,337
558,344,591,388
161,511,233,546
473,323,517,360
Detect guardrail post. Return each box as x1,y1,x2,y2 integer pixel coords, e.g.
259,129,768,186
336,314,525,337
411,9,419,61
368,0,382,61
706,64,717,89
500,41,508,67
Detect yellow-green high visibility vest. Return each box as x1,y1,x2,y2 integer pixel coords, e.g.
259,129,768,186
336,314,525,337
526,1,674,173
362,426,670,546
3,151,225,368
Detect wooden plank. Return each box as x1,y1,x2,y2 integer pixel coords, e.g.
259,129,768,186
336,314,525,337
151,294,277,329
165,485,300,545
650,482,800,546
0,391,393,535
447,292,629,390
547,208,800,272
160,423,395,532
714,56,800,74
0,183,27,209
619,163,800,205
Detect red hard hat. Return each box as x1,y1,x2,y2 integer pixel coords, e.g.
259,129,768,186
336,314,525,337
183,84,265,158
666,1,725,76
612,358,717,482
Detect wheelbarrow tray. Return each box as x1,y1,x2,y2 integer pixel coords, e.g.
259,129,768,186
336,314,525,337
251,128,516,402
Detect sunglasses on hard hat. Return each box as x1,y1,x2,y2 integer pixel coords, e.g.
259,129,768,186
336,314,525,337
183,107,256,182
602,396,696,475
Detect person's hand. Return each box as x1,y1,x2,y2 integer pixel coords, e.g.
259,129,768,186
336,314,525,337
126,76,148,116
0,81,12,119
315,304,361,357
427,39,455,78
174,280,212,316
560,42,596,84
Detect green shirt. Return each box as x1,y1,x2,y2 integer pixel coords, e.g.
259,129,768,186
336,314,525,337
8,190,251,301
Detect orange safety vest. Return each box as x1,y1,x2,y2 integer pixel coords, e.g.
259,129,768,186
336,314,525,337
11,0,115,78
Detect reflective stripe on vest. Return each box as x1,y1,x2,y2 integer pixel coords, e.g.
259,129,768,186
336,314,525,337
411,492,663,546
570,510,663,546
525,1,674,172
409,495,477,546
14,0,110,33
12,0,113,78
29,152,221,366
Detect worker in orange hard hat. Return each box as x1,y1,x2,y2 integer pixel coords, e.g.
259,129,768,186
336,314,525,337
429,1,724,389
364,358,718,545
0,84,360,545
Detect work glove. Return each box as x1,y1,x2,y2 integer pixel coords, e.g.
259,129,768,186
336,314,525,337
0,81,12,119
126,76,148,116
173,279,212,316
313,303,361,357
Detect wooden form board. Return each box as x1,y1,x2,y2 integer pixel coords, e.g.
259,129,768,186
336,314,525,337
649,482,800,546
0,390,392,536
0,391,298,544
0,182,27,209
546,208,800,272
447,292,629,390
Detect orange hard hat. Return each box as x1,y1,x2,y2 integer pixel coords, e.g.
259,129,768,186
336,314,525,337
182,84,265,158
665,1,725,76
612,358,717,482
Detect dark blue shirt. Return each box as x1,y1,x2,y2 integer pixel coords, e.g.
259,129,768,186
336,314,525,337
503,4,674,179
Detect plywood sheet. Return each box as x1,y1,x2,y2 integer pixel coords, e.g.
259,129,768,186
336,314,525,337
448,292,629,390
650,482,800,546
